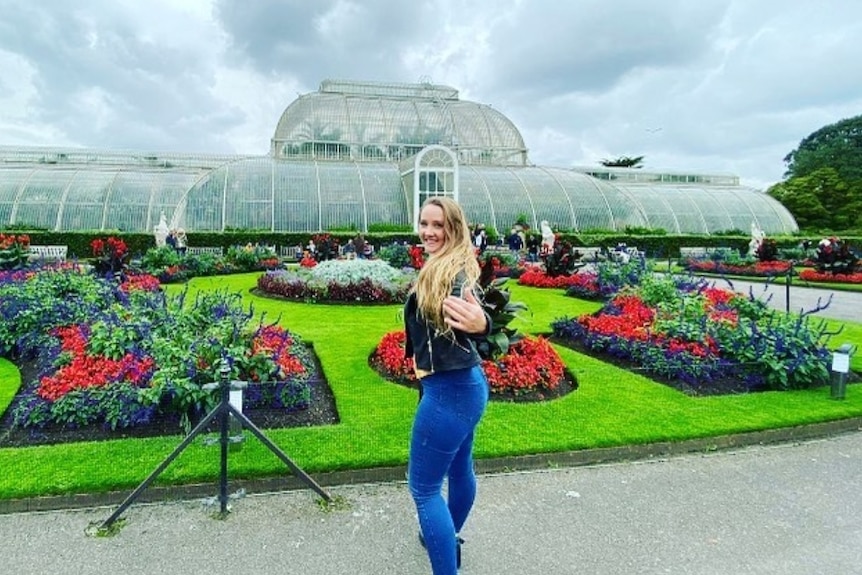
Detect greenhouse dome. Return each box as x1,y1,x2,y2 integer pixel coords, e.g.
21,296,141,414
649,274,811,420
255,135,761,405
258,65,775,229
0,79,798,235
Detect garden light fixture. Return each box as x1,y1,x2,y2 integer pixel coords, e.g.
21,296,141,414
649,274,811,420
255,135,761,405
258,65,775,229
830,344,854,400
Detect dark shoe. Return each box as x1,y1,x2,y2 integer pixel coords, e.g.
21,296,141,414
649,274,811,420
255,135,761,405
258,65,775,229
418,531,464,569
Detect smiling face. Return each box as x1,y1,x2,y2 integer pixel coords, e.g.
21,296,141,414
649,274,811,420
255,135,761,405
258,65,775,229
418,203,447,256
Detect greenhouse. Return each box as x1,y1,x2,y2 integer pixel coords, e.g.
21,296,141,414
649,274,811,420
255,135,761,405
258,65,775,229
0,79,798,235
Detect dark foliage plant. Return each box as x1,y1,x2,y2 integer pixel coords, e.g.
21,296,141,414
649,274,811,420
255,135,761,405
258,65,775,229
755,238,779,262
377,242,413,269
541,240,584,277
0,233,30,270
476,255,528,359
815,237,860,275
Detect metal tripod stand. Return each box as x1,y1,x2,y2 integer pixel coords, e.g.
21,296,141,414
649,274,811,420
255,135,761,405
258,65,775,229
100,361,332,529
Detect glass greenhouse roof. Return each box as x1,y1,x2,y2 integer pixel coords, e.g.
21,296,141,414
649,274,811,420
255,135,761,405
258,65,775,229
0,152,798,235
0,80,799,236
271,79,529,167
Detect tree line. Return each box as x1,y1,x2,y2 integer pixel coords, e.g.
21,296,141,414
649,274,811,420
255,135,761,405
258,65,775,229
767,115,862,232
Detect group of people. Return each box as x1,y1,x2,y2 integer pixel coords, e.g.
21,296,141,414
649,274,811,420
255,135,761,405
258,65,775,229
153,213,186,256
505,225,545,263
305,234,375,261
165,228,187,256
470,224,488,254
344,233,374,259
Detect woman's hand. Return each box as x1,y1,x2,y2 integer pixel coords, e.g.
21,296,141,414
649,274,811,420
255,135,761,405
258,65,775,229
443,288,487,334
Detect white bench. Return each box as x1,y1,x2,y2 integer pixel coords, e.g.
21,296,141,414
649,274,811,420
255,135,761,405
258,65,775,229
680,247,738,260
680,247,709,259
573,247,603,261
186,246,223,256
28,245,68,262
279,245,304,260
610,246,644,263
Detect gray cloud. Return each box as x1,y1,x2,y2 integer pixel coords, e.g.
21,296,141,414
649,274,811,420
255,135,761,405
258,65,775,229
0,0,244,151
0,0,860,188
478,0,728,98
214,0,432,86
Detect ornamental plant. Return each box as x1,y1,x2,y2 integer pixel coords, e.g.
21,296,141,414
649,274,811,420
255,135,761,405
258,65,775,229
476,256,528,359
136,245,271,283
1,267,317,432
226,244,280,270
478,250,519,278
755,238,779,262
814,237,859,275
518,267,586,289
552,272,831,393
519,259,648,300
799,268,862,284
91,236,129,275
257,259,414,304
541,239,582,277
684,259,792,277
377,242,413,270
0,233,30,270
369,330,568,398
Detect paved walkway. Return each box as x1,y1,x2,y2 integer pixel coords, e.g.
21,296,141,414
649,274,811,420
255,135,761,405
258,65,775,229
2,431,861,575
702,276,860,323
1,282,860,574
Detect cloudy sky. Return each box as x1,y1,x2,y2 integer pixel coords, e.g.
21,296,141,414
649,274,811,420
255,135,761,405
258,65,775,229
1,0,860,189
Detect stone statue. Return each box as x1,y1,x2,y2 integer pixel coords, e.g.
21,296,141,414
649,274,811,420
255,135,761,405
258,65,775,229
748,221,765,257
154,212,170,247
540,220,555,253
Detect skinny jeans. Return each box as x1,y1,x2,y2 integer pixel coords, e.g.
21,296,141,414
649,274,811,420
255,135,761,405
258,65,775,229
408,365,489,574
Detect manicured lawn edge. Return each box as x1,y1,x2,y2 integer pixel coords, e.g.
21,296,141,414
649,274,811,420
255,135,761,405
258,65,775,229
0,273,860,503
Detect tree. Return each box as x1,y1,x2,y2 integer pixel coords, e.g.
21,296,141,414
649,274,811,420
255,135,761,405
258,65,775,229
783,115,862,182
600,155,645,168
767,180,829,229
773,114,862,231
768,167,862,231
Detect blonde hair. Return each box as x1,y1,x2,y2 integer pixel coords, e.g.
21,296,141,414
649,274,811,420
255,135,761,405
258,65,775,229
413,197,480,331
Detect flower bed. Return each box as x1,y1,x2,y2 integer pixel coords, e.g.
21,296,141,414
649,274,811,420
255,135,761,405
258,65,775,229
257,259,414,304
370,331,574,401
551,274,831,394
0,233,30,270
0,267,325,435
798,268,862,284
518,259,648,300
137,245,278,283
518,267,587,289
684,259,792,277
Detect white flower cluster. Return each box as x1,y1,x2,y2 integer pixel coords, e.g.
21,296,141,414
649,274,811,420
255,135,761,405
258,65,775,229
310,259,412,285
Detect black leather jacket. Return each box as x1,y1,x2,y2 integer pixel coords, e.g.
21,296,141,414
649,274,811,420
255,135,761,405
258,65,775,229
403,278,492,375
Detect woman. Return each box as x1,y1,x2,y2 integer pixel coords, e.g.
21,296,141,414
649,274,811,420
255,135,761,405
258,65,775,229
404,197,492,574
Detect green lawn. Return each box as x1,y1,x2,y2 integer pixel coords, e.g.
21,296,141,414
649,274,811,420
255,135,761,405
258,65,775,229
0,272,860,501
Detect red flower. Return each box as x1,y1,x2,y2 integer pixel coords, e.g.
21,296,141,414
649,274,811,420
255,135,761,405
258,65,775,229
249,325,306,379
371,331,567,395
799,268,862,284
37,324,154,401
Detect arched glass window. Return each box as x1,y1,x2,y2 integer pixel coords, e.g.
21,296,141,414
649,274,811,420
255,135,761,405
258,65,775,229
412,146,458,230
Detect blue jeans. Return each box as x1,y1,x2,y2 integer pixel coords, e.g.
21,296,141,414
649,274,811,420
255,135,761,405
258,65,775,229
408,365,489,574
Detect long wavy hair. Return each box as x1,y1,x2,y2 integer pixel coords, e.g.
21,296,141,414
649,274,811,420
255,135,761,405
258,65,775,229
413,197,481,332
